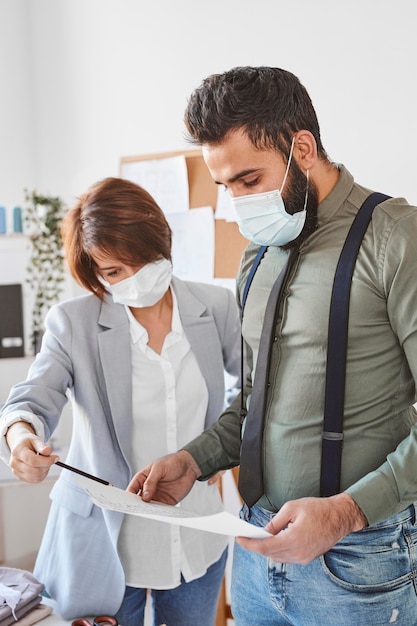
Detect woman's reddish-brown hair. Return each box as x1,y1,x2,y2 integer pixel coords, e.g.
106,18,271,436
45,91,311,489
61,177,172,299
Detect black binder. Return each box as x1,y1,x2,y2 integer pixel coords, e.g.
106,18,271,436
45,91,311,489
0,284,25,358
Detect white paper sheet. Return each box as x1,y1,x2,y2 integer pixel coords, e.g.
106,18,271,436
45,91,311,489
215,186,237,222
121,155,189,214
166,206,215,281
76,475,271,539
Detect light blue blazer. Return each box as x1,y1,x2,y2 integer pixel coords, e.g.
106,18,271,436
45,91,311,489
0,277,241,618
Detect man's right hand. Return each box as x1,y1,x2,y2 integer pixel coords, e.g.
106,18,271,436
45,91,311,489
127,449,202,505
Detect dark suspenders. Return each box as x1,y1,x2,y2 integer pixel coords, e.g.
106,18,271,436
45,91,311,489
240,245,267,423
241,245,268,316
241,192,390,496
320,191,390,495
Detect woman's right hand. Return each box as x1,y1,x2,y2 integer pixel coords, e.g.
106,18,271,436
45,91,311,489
128,449,202,505
6,421,59,483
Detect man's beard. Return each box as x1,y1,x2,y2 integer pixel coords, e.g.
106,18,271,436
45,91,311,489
281,160,318,251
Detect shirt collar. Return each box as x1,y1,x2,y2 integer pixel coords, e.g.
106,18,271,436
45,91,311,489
125,286,182,346
316,164,355,226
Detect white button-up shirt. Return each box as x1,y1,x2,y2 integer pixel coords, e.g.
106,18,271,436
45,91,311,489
118,289,227,589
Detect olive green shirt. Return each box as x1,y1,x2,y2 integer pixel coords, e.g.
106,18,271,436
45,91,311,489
184,166,417,526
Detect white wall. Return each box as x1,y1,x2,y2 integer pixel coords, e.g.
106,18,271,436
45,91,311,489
0,0,36,211
1,0,416,212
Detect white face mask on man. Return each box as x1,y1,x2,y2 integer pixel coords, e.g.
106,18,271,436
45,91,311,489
105,258,173,308
231,137,308,247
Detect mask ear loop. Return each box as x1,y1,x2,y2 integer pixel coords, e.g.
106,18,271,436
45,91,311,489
303,169,309,211
279,136,296,193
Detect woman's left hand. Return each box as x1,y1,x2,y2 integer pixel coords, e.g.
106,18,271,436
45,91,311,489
207,470,225,486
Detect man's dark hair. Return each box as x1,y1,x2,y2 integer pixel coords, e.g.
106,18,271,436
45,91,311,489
184,66,327,159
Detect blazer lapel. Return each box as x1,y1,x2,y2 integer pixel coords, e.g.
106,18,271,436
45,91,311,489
97,299,133,468
172,278,224,426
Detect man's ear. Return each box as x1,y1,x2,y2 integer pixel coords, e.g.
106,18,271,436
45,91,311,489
293,130,317,171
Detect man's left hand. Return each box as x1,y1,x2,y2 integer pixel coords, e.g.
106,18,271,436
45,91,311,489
236,493,368,564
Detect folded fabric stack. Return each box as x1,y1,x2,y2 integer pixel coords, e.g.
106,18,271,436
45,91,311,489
0,568,51,626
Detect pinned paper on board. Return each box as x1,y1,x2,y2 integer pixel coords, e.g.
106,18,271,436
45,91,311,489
76,475,271,539
121,155,189,215
166,206,215,282
215,185,237,222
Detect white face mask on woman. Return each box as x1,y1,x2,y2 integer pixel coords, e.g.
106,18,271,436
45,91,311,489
231,138,308,247
105,258,173,308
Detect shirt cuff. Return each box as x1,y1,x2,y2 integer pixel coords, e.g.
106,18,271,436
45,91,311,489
345,468,401,526
0,411,46,463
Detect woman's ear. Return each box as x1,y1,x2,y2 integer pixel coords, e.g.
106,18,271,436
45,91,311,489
293,130,317,171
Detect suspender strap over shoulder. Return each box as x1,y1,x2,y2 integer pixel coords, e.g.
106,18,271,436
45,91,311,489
240,245,267,423
241,245,267,317
320,192,390,497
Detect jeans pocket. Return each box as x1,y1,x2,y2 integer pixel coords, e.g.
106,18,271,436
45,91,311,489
320,519,417,594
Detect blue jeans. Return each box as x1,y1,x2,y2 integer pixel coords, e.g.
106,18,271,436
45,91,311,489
231,504,417,626
114,548,227,626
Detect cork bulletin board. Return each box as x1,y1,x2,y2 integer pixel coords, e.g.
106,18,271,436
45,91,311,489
120,149,248,279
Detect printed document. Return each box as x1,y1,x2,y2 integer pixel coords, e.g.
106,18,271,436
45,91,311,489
77,475,271,539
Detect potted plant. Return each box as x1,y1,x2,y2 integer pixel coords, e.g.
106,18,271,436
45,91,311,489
24,190,66,354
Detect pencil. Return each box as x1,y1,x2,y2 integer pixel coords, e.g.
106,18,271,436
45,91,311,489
55,461,111,485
